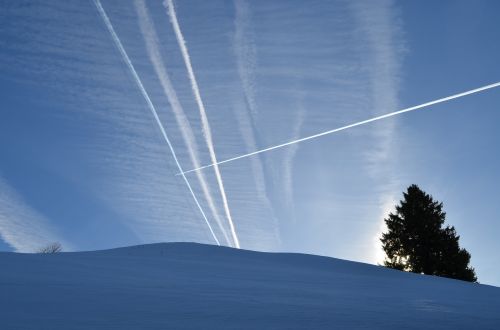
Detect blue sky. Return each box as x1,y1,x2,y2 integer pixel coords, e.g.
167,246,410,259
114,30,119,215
1,0,499,285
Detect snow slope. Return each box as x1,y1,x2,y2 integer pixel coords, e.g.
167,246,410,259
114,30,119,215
1,243,499,329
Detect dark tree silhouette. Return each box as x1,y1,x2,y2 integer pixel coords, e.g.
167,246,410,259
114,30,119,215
37,242,62,254
381,184,476,282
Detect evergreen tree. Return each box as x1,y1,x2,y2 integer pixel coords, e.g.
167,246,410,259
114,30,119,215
381,184,477,282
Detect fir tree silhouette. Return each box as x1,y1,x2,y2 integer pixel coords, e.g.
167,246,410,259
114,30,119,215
381,184,477,282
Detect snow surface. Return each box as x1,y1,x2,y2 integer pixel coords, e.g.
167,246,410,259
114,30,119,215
1,242,499,329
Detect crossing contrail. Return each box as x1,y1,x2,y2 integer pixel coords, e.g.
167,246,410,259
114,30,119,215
179,81,500,175
93,0,220,246
165,0,241,249
135,0,232,247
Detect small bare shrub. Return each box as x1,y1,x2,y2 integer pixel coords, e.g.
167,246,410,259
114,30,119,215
37,242,62,253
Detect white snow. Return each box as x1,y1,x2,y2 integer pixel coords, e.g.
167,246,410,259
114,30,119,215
1,242,499,329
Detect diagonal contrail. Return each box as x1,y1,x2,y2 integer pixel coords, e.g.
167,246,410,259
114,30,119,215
93,0,220,246
165,0,241,248
135,0,232,246
180,81,500,175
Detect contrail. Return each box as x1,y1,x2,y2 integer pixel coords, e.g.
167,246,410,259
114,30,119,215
165,0,241,248
135,0,232,246
180,81,500,175
93,0,220,246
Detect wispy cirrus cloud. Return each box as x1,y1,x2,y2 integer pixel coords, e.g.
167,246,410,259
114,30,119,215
349,0,405,263
0,177,70,252
0,2,224,246
233,0,278,217
227,0,406,259
281,99,305,219
234,0,258,120
0,0,407,259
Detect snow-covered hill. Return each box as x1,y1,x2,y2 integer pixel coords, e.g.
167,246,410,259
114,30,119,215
1,243,499,329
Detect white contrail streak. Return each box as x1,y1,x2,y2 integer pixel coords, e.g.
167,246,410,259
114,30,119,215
165,0,241,248
93,0,220,246
135,0,232,246
180,81,500,175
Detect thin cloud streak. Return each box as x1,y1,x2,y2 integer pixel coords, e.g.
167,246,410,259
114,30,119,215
281,104,305,217
180,81,500,174
0,177,70,252
233,0,276,214
134,0,231,246
93,0,220,246
350,0,403,264
234,0,258,119
165,0,240,248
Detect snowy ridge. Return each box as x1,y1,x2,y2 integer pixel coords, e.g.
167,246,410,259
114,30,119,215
1,242,499,329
